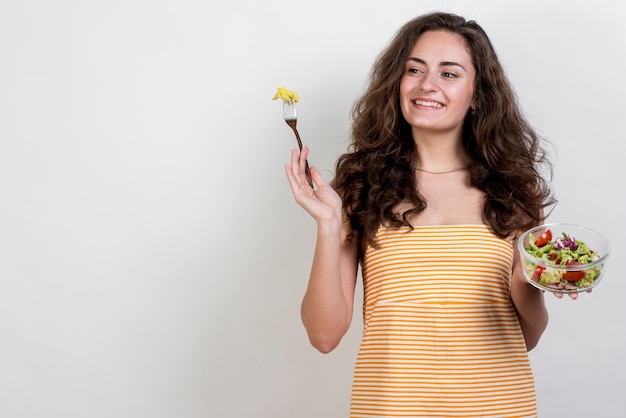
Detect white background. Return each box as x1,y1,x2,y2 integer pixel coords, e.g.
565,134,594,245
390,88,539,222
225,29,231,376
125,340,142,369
1,1,625,417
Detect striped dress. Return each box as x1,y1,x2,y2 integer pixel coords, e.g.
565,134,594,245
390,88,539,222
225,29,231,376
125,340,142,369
351,224,537,417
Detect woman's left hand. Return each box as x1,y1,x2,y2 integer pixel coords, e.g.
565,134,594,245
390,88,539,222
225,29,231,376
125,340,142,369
551,288,592,300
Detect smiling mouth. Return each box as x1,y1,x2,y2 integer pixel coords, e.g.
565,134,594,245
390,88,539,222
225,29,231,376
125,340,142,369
412,99,444,109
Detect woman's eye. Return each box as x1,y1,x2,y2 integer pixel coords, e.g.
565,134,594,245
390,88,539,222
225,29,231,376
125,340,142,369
407,68,423,75
442,72,458,78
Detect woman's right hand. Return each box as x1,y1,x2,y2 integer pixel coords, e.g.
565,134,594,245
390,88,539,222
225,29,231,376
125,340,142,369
286,146,359,353
285,146,342,225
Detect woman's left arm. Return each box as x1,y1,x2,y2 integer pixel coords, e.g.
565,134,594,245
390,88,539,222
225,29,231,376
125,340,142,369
510,241,549,351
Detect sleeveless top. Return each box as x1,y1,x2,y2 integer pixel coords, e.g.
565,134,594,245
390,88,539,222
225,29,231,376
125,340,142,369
350,224,537,417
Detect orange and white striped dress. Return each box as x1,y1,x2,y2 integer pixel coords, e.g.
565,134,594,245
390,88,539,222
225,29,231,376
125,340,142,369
351,224,537,417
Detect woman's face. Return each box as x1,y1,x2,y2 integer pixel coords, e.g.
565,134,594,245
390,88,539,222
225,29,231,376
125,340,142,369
399,30,476,138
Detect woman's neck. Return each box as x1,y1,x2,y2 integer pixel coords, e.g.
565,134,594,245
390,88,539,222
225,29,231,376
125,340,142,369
412,131,467,173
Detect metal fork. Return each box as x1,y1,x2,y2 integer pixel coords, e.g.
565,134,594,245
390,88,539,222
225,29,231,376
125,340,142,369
283,100,314,187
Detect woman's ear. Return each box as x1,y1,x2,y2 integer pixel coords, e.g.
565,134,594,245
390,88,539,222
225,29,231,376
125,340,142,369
470,97,479,115
471,95,478,109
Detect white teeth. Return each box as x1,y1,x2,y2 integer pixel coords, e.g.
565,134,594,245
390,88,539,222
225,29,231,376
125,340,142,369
413,99,443,108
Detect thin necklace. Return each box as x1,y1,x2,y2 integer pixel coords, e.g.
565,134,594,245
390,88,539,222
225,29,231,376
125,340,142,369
415,166,468,175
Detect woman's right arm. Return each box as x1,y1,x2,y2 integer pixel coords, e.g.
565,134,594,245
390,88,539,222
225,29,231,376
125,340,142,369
285,147,360,353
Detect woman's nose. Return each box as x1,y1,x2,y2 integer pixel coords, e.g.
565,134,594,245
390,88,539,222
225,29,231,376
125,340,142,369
419,71,438,92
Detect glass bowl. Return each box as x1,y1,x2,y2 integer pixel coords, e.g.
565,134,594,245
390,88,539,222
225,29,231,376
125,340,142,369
518,223,611,293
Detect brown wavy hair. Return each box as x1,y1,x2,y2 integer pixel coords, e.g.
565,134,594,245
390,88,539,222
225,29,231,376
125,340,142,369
333,12,555,250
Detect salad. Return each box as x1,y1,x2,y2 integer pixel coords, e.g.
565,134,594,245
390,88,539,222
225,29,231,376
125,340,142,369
524,228,602,291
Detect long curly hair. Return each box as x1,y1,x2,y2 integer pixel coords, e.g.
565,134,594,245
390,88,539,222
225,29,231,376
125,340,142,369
333,12,555,251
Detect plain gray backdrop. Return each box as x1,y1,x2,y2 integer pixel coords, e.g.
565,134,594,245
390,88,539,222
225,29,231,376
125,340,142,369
1,0,625,417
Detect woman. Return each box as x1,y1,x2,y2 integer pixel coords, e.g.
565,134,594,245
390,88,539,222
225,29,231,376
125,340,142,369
285,12,555,417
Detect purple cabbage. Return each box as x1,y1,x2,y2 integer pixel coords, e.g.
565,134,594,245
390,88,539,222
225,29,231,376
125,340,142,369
553,235,578,251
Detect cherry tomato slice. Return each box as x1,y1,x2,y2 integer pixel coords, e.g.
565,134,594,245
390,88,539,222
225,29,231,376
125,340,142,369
535,229,552,247
562,271,585,281
562,261,585,281
531,266,545,281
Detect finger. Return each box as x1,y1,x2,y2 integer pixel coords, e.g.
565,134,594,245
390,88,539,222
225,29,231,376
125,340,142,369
304,163,314,189
309,166,327,188
292,146,305,173
290,148,301,173
568,292,578,300
299,147,314,187
301,147,317,189
291,147,310,180
287,148,307,186
284,163,300,196
285,162,296,185
286,150,315,197
553,291,563,299
286,150,304,187
300,145,310,166
291,147,316,189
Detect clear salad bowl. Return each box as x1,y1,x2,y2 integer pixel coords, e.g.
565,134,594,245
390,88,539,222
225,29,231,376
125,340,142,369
518,223,611,293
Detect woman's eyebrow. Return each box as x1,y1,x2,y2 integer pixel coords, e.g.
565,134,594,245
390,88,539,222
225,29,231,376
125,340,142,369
440,61,467,71
406,57,467,72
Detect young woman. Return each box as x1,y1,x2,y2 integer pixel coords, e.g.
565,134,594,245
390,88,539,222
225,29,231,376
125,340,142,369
285,12,556,417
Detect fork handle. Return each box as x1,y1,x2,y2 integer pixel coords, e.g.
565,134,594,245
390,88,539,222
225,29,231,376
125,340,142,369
290,126,314,188
303,161,314,188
